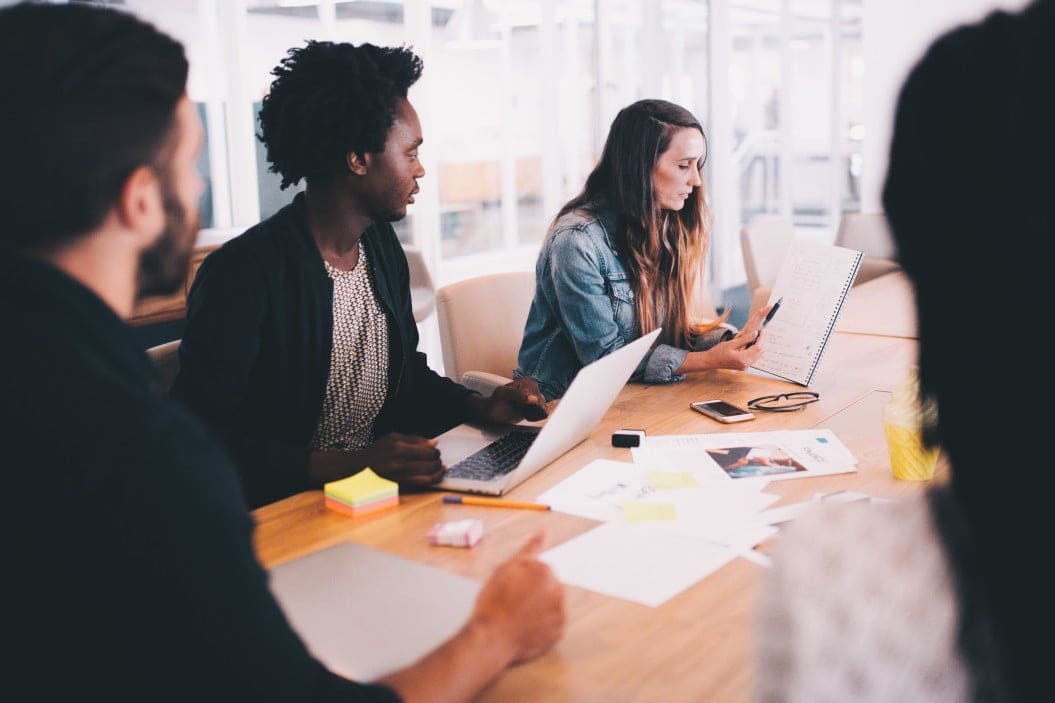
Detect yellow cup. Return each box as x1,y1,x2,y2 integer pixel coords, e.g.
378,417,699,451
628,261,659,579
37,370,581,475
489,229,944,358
883,422,940,481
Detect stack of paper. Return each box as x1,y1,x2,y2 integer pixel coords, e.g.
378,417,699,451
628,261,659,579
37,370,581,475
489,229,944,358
536,459,780,607
536,430,863,607
324,468,399,518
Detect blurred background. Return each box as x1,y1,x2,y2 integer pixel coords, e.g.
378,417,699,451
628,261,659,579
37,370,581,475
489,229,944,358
22,0,1032,359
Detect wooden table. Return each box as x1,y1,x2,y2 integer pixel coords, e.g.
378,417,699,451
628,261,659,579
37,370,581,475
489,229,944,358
835,270,917,339
253,287,941,703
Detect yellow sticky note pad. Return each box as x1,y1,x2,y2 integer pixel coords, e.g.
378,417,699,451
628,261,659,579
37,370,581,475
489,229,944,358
324,468,398,507
622,501,677,522
644,470,699,490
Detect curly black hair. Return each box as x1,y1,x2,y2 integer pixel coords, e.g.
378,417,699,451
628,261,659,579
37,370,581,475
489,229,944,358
258,41,423,190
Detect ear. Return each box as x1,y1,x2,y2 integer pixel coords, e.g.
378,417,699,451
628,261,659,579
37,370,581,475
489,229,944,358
346,151,370,176
115,165,165,245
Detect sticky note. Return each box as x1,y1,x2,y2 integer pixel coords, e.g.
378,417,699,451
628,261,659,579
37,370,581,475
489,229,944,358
622,501,677,522
644,470,699,490
324,468,397,506
324,468,398,517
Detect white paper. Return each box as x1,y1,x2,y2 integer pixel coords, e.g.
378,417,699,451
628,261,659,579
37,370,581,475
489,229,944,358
539,522,738,607
535,459,779,548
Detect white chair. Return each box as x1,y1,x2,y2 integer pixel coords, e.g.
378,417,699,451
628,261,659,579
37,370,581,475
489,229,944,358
402,245,436,323
146,339,181,393
435,271,535,397
835,212,900,285
740,214,794,314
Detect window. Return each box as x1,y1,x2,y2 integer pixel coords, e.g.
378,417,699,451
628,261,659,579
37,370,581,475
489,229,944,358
85,0,864,295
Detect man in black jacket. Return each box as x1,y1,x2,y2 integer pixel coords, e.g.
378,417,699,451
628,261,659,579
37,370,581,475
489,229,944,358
0,4,562,701
171,41,546,509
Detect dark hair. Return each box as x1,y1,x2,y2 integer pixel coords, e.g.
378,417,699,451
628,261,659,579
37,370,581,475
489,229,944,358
883,1,1054,698
258,41,423,190
0,2,188,253
556,99,722,346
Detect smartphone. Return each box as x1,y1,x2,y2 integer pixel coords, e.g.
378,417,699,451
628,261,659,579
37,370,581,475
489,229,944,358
690,399,755,423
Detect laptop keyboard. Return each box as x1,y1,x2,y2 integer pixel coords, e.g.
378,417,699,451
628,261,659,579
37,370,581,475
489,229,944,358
445,430,538,481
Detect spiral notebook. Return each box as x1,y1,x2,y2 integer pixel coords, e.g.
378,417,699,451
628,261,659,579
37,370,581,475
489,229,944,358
751,239,862,386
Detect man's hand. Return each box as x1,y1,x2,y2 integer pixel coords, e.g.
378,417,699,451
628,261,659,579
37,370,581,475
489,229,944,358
467,377,549,425
469,532,565,665
309,432,444,488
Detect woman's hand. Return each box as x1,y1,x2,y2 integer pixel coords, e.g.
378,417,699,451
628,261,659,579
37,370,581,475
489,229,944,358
693,330,766,370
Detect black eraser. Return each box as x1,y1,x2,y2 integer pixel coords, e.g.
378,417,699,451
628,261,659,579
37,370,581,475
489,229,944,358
612,429,646,448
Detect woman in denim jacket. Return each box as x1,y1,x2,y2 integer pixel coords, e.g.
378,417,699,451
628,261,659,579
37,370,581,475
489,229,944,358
515,99,773,400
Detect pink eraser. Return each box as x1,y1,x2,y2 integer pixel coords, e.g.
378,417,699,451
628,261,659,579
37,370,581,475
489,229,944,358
427,519,484,548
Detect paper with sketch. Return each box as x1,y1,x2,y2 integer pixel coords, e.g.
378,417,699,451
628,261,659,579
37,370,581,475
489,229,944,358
632,430,857,482
539,522,739,607
535,459,778,549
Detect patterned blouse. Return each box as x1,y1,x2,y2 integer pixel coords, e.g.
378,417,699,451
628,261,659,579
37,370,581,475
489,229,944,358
312,243,390,452
756,497,967,702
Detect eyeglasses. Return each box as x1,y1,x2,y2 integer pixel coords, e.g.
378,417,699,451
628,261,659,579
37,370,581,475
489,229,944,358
747,391,820,412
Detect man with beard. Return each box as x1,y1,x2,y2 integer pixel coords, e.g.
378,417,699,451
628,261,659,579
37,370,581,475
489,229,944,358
0,4,563,701
171,41,549,509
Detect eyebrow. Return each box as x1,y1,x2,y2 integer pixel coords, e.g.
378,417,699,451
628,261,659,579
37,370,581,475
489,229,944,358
410,137,424,148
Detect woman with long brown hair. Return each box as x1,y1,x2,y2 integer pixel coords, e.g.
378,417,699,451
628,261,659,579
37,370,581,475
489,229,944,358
515,99,772,400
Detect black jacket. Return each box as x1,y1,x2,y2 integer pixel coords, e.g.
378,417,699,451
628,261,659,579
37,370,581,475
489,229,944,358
0,256,398,701
171,193,472,508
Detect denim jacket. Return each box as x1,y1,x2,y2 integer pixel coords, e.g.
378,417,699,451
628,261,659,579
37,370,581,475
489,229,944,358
515,206,735,400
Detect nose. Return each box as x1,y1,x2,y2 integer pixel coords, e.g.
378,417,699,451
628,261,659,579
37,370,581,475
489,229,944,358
689,167,703,188
415,161,426,179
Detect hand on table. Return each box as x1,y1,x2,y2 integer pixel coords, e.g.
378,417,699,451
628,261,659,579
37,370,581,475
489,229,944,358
470,532,566,665
310,432,444,488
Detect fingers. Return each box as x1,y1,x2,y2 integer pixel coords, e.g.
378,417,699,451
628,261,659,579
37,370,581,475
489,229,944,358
520,402,550,422
370,434,444,483
394,461,447,485
749,303,774,327
514,531,546,559
378,433,441,460
501,378,543,406
488,378,550,423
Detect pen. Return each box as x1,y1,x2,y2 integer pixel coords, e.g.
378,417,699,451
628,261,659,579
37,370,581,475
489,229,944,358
442,495,551,511
744,297,782,349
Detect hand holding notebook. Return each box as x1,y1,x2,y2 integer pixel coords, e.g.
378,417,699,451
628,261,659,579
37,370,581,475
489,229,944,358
751,240,862,386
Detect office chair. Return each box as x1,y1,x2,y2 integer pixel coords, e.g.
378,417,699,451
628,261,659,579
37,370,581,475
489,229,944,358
435,271,535,397
834,212,900,285
402,245,437,323
740,214,794,313
146,339,181,394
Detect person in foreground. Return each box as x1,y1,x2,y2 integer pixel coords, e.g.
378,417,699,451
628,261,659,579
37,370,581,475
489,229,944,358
171,41,546,509
755,1,1054,700
514,99,774,400
0,4,563,701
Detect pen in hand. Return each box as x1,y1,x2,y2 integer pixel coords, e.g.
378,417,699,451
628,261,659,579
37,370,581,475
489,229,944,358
744,297,782,349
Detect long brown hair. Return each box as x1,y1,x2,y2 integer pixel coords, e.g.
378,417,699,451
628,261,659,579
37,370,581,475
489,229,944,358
553,99,725,347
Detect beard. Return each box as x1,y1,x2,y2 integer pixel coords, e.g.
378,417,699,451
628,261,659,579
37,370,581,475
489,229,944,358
136,176,200,300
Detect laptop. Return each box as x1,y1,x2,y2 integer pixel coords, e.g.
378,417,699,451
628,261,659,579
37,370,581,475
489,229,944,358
269,541,480,681
436,327,662,496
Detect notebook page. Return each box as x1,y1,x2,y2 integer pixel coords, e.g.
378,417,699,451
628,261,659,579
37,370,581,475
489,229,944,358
752,239,862,386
